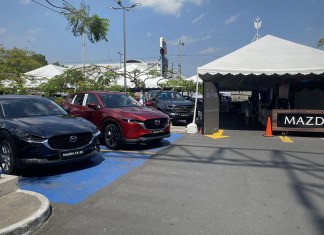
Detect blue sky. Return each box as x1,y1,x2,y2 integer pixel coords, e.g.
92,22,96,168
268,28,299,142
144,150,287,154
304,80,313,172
1,0,324,77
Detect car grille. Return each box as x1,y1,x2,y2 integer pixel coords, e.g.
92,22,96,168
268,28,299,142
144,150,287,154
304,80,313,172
173,105,194,113
144,118,169,130
48,132,93,150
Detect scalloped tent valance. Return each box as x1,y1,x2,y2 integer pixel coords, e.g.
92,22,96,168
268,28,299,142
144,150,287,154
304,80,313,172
197,35,324,90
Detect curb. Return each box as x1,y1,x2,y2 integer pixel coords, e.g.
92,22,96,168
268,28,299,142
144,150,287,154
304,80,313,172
0,190,51,235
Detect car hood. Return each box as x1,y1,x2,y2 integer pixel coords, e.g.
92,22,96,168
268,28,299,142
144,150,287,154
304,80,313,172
7,115,96,138
159,100,194,106
115,107,169,120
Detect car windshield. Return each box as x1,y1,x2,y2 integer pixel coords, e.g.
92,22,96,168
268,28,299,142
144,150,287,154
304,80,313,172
1,98,67,118
159,92,185,101
99,93,142,108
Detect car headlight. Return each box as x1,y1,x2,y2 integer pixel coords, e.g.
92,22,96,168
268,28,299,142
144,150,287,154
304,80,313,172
14,128,46,143
22,134,47,143
122,118,144,125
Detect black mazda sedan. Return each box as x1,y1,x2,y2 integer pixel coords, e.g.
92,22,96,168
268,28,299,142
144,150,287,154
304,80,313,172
0,95,101,174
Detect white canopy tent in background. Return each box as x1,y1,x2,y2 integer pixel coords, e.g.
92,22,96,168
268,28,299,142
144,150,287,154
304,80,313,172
24,64,66,88
186,74,203,83
114,63,166,89
22,61,164,90
198,35,324,91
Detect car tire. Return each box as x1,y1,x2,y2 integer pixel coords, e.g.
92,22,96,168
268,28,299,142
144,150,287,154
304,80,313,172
103,123,122,150
0,139,16,174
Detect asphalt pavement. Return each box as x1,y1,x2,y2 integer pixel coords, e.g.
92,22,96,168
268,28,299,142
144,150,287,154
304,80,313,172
1,115,324,235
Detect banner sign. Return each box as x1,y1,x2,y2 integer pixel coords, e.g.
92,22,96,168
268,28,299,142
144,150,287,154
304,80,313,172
272,109,324,132
203,82,219,135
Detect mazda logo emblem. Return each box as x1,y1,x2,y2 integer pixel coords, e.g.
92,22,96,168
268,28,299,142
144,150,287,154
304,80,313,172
70,136,77,142
154,119,161,125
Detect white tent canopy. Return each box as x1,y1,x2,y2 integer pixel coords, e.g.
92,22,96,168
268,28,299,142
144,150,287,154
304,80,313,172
197,35,324,90
23,61,164,89
114,63,166,89
198,35,324,76
24,64,66,88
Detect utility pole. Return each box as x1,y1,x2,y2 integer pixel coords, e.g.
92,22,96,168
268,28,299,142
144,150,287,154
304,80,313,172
178,40,184,78
82,33,86,71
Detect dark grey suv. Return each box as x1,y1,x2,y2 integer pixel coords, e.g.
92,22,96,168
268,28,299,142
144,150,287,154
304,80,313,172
146,90,194,124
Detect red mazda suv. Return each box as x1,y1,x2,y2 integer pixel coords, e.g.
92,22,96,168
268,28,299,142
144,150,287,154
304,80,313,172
62,91,170,149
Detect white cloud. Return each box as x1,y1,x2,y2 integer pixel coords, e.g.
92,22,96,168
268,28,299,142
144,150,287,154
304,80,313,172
198,47,218,55
0,26,7,34
192,13,205,24
131,0,204,17
146,32,152,37
169,34,211,46
224,14,239,25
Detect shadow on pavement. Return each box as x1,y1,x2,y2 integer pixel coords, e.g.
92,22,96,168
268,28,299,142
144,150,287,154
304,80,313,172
219,112,264,131
16,154,105,178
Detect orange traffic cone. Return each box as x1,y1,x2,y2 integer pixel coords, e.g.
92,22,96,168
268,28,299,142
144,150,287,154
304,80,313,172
263,116,274,137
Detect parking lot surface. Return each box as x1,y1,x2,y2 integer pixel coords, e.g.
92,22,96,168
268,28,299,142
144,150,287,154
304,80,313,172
25,125,324,235
18,134,183,204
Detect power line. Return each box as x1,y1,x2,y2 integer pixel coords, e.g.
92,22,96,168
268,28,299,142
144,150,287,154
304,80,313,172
45,0,68,11
31,0,62,14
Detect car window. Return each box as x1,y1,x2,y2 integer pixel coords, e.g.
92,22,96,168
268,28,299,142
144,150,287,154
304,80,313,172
159,92,185,101
99,93,141,108
147,91,158,100
72,94,85,105
1,99,67,118
160,93,168,100
86,94,100,107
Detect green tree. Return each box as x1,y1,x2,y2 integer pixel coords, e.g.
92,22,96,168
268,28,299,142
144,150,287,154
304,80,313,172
124,63,167,102
41,64,120,95
164,76,203,97
0,46,48,75
0,46,48,93
318,38,324,48
45,1,109,43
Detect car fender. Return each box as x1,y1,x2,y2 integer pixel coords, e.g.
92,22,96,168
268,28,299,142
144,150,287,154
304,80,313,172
102,117,123,137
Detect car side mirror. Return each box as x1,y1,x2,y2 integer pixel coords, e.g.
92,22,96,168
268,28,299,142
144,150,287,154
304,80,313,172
87,103,99,110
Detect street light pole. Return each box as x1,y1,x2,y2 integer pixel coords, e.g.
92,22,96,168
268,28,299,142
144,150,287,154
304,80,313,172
117,51,123,69
109,0,141,93
122,7,126,92
178,40,184,79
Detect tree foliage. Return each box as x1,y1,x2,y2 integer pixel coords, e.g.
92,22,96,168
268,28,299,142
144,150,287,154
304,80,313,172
40,65,121,96
61,1,109,43
164,76,203,97
318,38,324,48
123,61,168,102
0,46,48,93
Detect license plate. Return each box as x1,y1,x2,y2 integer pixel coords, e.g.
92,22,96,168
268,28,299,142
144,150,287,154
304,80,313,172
60,149,85,160
152,130,163,134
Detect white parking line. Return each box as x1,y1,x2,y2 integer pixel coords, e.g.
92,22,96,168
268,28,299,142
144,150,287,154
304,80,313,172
100,149,157,155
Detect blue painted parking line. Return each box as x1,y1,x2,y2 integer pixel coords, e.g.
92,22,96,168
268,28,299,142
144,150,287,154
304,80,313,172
18,134,183,204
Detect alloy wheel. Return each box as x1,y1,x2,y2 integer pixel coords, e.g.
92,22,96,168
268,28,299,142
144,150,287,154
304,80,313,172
104,124,121,149
0,140,13,174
